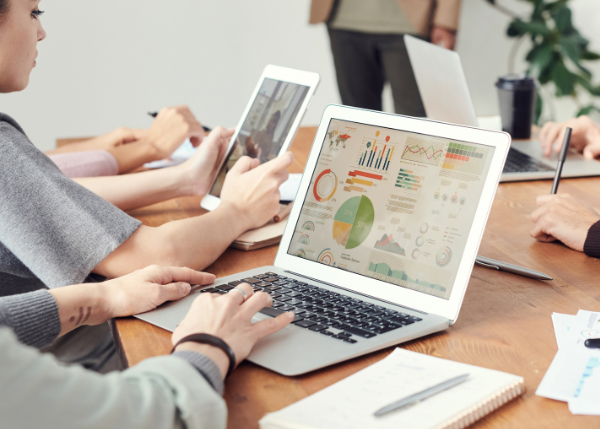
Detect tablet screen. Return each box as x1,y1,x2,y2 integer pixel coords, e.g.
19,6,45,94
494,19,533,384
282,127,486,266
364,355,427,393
209,78,310,198
287,119,495,300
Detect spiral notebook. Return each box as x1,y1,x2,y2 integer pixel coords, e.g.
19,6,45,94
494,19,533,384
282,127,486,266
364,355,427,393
259,348,524,429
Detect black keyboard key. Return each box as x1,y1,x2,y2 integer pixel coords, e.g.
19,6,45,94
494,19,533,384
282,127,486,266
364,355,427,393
265,285,281,291
268,292,282,299
241,277,261,284
278,296,293,302
259,307,285,318
319,330,334,336
286,291,304,297
389,317,413,326
343,326,377,338
287,299,304,306
266,272,279,276
256,282,271,287
278,287,292,294
408,316,423,322
342,337,357,344
279,305,295,312
213,290,227,295
264,277,279,282
199,287,217,293
308,324,328,332
292,314,304,323
228,281,244,286
216,285,234,291
371,323,402,334
291,308,306,315
294,281,307,286
254,274,268,279
295,320,317,328
331,323,351,330
274,280,288,285
271,301,284,308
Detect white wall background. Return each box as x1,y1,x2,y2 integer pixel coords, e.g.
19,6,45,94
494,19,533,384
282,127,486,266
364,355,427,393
3,0,600,152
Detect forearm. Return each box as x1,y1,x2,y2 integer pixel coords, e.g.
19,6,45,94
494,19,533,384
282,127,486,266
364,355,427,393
74,167,190,211
106,140,162,174
48,283,112,337
94,203,248,277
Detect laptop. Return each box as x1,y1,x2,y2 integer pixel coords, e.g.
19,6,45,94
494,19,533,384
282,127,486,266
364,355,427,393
136,105,510,376
404,35,600,182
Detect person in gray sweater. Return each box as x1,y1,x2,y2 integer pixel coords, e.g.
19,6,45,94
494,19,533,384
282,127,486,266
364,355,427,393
0,264,292,428
0,0,293,371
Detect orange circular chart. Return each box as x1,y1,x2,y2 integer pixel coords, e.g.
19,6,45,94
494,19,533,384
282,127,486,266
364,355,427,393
313,169,338,202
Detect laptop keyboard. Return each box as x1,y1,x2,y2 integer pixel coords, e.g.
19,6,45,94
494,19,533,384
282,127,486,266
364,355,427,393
503,147,555,173
199,272,422,344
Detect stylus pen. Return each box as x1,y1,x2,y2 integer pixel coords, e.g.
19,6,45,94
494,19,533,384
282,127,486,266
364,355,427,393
374,374,470,417
147,111,212,133
550,127,572,194
475,256,552,281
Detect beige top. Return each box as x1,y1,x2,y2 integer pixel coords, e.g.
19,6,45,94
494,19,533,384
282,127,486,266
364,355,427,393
310,0,462,36
330,0,416,34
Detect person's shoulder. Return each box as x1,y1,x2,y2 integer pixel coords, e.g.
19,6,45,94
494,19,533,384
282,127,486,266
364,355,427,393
0,112,27,136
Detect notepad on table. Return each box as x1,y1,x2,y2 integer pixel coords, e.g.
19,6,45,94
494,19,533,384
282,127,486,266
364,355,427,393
259,348,524,429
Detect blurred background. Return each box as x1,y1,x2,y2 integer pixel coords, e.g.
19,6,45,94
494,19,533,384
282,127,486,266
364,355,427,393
3,0,599,151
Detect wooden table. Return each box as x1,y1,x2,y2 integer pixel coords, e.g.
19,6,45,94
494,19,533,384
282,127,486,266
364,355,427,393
113,127,600,428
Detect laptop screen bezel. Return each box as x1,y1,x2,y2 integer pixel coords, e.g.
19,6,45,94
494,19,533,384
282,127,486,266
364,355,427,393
274,105,510,323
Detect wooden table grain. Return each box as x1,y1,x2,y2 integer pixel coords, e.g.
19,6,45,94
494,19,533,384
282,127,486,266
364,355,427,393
113,126,600,428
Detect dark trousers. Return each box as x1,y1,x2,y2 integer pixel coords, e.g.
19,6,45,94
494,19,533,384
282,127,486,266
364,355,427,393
327,28,426,117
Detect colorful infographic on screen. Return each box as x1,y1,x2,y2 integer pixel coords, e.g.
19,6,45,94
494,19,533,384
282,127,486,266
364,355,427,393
287,119,495,300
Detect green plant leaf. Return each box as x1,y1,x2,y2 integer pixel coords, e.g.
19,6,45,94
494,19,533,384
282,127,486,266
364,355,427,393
573,74,600,97
507,19,552,38
581,50,600,61
559,36,580,64
554,6,573,33
576,105,600,117
551,60,576,96
526,44,554,75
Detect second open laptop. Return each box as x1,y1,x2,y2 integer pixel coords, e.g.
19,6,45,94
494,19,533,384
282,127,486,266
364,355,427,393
136,105,510,376
404,35,600,182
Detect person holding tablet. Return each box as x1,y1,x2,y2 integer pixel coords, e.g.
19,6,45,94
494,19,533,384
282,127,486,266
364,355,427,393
0,0,292,370
1,265,292,428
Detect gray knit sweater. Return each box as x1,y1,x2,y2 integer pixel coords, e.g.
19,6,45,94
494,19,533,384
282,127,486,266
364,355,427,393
0,289,224,395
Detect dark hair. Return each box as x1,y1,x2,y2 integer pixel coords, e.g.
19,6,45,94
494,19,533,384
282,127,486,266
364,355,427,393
0,0,8,20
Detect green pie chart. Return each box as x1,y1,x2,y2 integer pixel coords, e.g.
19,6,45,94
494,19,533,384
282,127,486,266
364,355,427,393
332,196,374,249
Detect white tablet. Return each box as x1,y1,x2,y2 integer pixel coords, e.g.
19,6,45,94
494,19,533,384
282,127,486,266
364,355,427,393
201,65,320,211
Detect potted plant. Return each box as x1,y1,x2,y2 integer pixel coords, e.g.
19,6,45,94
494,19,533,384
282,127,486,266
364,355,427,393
486,0,600,123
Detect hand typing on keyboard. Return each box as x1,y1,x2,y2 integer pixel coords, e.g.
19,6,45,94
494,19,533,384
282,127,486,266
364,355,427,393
201,272,423,345
172,282,294,378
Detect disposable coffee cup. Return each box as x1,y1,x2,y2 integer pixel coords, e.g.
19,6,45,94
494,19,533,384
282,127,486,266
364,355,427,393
495,74,536,139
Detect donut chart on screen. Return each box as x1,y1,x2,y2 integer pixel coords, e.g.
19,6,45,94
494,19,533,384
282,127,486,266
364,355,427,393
313,169,338,202
332,196,374,249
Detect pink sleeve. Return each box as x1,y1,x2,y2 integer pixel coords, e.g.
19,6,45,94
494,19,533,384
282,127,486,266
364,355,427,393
48,150,119,178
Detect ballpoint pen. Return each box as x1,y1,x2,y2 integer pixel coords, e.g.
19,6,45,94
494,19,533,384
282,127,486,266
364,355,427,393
475,256,552,281
550,127,572,195
374,373,470,417
147,111,212,133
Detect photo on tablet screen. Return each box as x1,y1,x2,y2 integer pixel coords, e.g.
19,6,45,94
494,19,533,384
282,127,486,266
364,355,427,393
209,78,310,197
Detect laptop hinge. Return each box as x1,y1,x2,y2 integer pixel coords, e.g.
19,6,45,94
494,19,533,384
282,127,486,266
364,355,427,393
285,270,428,315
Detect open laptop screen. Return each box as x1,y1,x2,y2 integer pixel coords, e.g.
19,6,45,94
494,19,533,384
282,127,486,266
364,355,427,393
287,119,495,300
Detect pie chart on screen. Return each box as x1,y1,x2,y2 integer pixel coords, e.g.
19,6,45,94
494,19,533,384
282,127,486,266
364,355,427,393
332,196,374,249
313,169,337,202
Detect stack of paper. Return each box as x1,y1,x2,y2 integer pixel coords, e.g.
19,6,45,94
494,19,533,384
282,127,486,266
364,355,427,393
536,310,600,415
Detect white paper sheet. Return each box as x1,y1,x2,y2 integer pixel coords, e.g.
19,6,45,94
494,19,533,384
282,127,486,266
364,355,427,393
144,139,196,169
279,174,302,201
537,310,600,415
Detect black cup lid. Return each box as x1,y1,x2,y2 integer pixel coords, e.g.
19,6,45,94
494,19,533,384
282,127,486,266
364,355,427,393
495,74,536,90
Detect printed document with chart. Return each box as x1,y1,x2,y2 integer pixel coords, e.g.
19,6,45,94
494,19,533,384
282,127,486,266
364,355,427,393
287,119,494,300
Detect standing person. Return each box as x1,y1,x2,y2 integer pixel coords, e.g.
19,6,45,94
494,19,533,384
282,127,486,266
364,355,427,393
310,0,462,116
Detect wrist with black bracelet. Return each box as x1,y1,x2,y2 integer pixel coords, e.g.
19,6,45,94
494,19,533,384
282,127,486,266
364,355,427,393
172,334,236,379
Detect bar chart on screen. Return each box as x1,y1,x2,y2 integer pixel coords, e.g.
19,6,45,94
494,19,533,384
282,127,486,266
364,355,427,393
396,167,424,196
357,137,396,172
344,169,383,193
